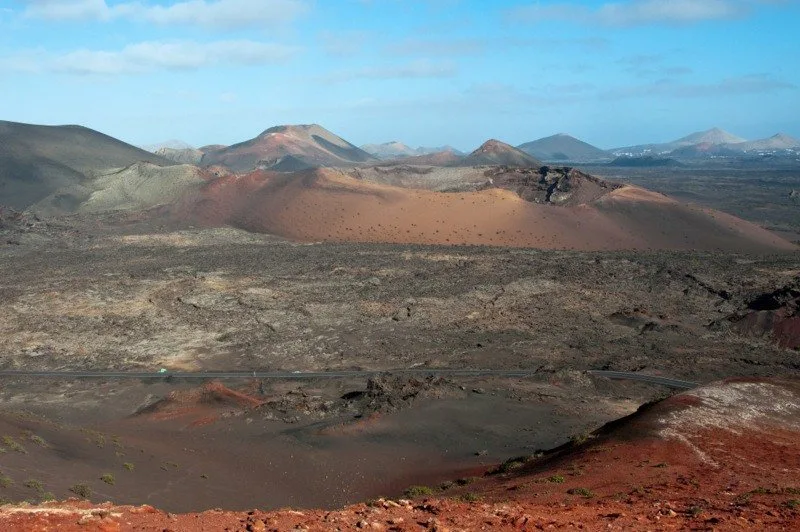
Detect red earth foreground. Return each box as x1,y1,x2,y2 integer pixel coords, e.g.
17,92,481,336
1,378,798,531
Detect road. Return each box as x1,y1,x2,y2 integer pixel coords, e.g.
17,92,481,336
0,369,699,389
587,370,698,390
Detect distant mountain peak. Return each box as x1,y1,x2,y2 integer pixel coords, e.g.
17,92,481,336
516,133,609,162
473,139,514,154
201,124,375,172
679,127,746,145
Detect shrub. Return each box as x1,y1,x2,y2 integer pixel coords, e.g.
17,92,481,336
69,484,92,499
123,463,135,472
2,436,26,454
403,485,434,498
23,479,43,493
567,487,594,498
0,475,13,488
570,432,595,446
29,435,48,447
547,475,565,484
491,456,530,475
460,493,481,502
100,474,115,486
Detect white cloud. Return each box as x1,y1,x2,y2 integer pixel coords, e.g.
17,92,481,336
24,0,309,29
1,40,298,75
509,0,764,26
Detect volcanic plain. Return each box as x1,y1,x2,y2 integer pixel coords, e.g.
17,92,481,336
0,121,798,528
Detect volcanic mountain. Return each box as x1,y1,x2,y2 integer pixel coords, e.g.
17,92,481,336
361,141,418,159
31,162,211,217
731,133,800,152
142,139,193,152
614,127,747,156
362,141,465,160
458,140,543,167
155,147,205,164
0,120,172,210
176,166,794,252
201,124,377,173
517,133,610,162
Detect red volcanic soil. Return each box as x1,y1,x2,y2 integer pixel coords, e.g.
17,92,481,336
3,378,798,530
175,167,795,252
134,381,266,426
730,285,800,348
459,139,543,167
201,124,375,173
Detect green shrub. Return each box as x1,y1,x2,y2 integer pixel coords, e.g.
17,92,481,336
29,435,48,447
460,493,481,502
570,432,595,445
547,475,565,483
100,474,115,485
69,484,92,499
567,487,594,498
0,475,13,488
2,436,26,454
491,455,530,475
403,485,434,498
123,463,135,472
23,479,43,493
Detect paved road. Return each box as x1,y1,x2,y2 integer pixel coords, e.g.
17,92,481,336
0,369,698,389
588,370,698,390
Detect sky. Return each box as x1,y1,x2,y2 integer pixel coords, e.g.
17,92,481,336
0,0,798,151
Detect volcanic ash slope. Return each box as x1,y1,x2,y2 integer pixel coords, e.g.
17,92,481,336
178,167,795,252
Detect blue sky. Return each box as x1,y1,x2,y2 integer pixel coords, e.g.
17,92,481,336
1,0,798,150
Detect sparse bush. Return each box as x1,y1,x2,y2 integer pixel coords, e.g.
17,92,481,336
460,492,481,502
80,430,105,448
547,475,565,484
653,462,668,468
687,506,704,517
403,485,434,498
491,455,530,475
786,499,799,509
41,492,56,502
455,477,478,486
123,463,135,472
569,432,595,446
0,475,13,488
567,487,594,498
2,436,26,454
23,479,43,493
29,435,48,447
69,484,92,499
100,474,115,485
439,481,455,491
